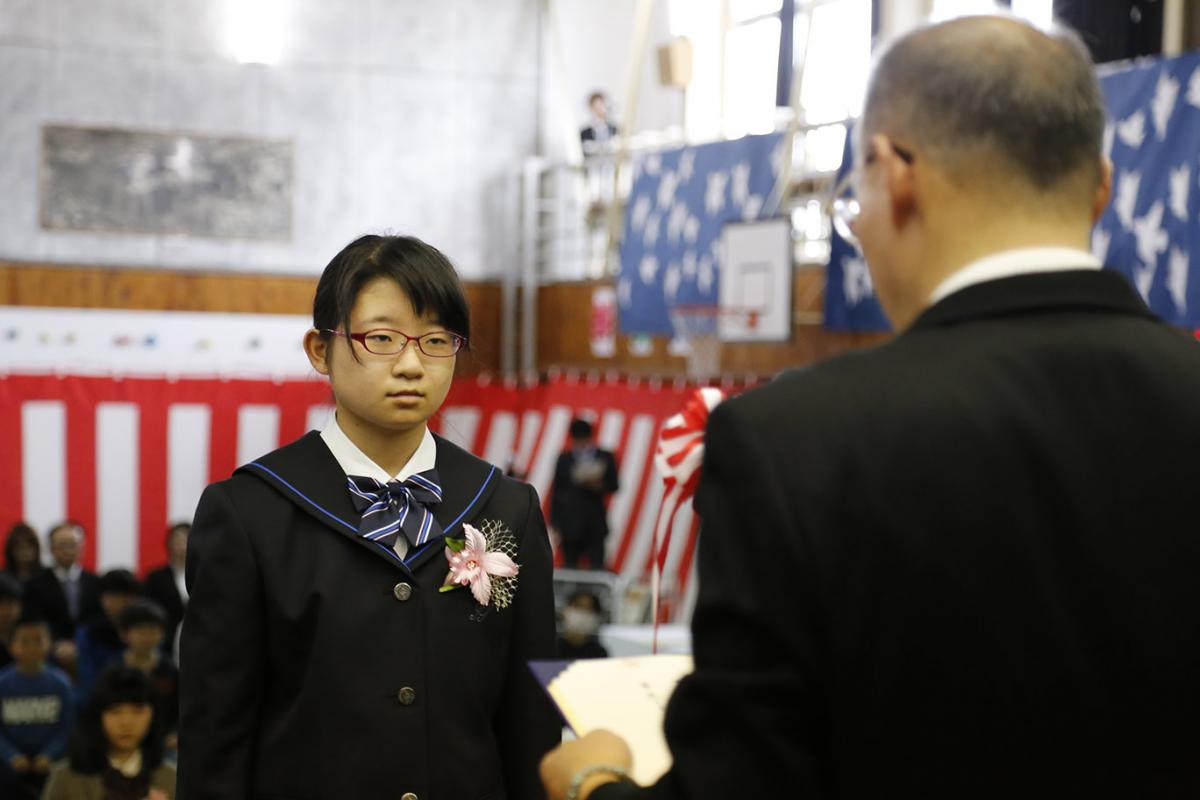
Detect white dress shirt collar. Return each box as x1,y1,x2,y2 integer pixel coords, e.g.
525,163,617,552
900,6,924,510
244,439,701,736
173,565,189,603
320,417,439,560
929,247,1101,306
320,416,438,483
53,563,82,584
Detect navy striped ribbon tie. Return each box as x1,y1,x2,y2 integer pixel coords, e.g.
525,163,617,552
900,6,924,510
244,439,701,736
347,470,444,550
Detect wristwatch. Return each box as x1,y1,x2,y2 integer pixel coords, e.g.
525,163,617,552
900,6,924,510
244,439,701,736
565,764,635,800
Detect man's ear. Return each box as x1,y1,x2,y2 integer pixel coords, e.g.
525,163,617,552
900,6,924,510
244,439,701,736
1091,157,1113,225
304,329,331,376
878,136,918,232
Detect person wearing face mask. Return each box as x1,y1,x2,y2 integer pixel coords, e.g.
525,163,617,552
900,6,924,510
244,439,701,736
556,590,608,660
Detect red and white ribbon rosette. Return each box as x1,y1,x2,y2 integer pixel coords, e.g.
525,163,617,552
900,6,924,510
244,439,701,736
650,387,725,649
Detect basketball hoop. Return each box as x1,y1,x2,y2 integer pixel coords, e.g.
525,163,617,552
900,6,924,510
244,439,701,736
668,305,761,380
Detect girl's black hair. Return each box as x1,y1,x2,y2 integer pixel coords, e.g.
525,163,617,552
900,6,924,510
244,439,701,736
4,522,40,573
117,599,168,633
312,234,471,362
67,666,165,774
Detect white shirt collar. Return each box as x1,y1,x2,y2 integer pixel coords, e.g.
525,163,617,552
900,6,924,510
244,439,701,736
929,247,1101,305
109,748,143,778
320,418,438,561
173,566,188,603
53,564,82,583
320,416,438,483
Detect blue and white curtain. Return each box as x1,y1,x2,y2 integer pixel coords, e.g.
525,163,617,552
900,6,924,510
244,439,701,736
617,133,786,335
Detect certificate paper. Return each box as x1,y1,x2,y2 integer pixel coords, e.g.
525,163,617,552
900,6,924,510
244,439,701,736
530,654,694,784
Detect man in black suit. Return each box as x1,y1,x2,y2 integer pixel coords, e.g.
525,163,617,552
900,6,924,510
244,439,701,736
542,15,1200,799
142,522,189,655
551,418,620,570
22,522,101,674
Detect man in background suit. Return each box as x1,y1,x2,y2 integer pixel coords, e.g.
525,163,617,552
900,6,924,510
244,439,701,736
551,418,619,570
143,522,189,655
22,522,100,676
543,15,1200,799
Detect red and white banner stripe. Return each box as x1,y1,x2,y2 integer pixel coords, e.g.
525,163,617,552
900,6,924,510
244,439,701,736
1,373,741,622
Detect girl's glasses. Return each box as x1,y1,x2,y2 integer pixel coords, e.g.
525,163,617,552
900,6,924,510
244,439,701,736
325,328,465,358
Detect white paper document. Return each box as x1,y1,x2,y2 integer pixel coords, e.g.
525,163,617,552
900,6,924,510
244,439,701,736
532,654,694,785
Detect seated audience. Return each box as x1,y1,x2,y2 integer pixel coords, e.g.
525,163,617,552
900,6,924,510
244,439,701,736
0,615,74,800
22,522,101,678
117,600,178,752
42,665,175,800
142,524,189,657
75,570,142,709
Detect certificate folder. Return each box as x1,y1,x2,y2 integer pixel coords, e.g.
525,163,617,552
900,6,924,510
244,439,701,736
530,654,694,785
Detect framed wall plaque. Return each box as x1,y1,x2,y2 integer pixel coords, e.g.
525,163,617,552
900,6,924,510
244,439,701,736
41,125,293,240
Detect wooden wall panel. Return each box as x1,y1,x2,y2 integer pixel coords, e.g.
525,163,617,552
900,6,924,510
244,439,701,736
0,260,317,313
537,271,890,378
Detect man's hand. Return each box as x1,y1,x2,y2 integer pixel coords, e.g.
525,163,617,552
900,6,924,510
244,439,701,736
10,754,31,772
540,730,634,800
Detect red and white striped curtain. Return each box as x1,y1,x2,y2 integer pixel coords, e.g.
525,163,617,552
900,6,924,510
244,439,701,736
1,373,728,621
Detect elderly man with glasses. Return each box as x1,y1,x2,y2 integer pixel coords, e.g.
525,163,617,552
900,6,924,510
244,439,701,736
541,13,1200,800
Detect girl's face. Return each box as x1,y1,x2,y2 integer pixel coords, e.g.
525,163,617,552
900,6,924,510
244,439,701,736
307,277,456,451
102,702,153,755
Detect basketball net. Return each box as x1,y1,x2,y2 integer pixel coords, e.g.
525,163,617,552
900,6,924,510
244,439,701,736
669,306,722,380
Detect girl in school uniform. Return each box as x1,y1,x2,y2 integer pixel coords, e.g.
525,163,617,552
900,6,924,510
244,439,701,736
178,235,559,800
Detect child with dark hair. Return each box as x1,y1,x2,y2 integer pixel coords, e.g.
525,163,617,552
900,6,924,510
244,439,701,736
43,665,174,800
117,600,178,752
181,234,558,800
75,570,142,709
0,574,22,668
0,615,73,800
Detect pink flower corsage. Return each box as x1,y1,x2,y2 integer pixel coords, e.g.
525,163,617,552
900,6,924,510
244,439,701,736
441,520,520,609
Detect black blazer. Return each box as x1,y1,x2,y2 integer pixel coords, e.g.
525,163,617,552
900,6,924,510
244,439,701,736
143,565,186,648
23,566,102,641
597,270,1200,798
178,432,560,800
550,449,619,539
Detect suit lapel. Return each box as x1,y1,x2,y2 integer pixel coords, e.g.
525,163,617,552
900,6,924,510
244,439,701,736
402,434,502,574
237,432,415,577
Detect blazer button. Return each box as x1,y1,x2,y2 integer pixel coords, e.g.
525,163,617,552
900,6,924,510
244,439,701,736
397,686,417,705
393,582,413,602
401,793,418,800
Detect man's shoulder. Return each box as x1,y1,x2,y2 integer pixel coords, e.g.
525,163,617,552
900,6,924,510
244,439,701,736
722,341,900,419
0,664,70,690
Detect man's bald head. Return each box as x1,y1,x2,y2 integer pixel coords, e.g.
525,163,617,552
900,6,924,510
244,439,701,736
861,15,1105,205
